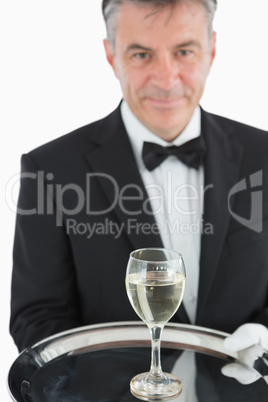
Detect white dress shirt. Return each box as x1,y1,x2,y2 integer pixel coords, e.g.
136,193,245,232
121,101,204,324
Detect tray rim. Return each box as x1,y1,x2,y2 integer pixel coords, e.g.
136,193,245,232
7,321,265,401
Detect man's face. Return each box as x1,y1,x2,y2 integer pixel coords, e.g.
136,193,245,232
104,2,216,141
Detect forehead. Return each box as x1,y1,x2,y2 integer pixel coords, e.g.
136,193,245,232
114,2,209,47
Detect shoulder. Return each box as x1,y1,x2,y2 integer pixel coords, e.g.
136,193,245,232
26,105,122,162
201,108,268,173
202,109,268,144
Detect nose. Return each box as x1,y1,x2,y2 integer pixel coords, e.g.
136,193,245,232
151,54,179,90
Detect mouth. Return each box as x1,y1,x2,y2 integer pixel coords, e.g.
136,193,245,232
145,97,184,108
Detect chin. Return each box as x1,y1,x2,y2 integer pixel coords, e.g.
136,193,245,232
153,118,184,134
147,123,182,141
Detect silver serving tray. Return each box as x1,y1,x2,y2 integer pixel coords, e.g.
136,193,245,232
8,321,268,401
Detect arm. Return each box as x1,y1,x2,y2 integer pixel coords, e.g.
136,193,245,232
10,154,82,351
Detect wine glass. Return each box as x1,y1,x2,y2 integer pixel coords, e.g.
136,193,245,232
125,247,186,401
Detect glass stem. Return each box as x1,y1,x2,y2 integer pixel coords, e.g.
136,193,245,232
149,325,165,378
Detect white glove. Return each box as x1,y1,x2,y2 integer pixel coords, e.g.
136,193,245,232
222,324,268,385
221,362,261,385
224,323,268,352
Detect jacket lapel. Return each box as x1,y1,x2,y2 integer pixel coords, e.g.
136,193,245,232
84,105,190,324
196,110,244,320
84,106,163,251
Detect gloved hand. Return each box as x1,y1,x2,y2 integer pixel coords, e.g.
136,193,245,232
224,323,268,352
221,324,268,385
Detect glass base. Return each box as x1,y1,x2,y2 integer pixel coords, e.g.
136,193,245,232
130,372,182,401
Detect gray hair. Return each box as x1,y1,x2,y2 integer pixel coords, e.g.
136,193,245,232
102,0,217,50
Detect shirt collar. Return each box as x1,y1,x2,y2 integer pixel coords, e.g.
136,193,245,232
120,100,201,171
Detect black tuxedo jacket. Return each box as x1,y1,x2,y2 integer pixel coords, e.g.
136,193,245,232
10,105,268,351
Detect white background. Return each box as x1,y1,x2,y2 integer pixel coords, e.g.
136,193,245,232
1,0,268,399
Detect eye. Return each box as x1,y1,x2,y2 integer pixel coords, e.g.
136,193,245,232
177,49,192,56
133,52,150,60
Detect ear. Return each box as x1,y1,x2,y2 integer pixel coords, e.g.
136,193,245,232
103,39,118,77
209,31,217,67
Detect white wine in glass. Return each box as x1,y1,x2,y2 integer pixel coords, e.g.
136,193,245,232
125,248,186,401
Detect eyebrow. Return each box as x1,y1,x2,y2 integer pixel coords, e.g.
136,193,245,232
174,40,201,50
125,44,152,54
125,40,201,54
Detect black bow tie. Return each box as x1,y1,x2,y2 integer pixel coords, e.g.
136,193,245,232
142,136,206,171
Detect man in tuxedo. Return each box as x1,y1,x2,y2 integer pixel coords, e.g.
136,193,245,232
10,0,268,355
